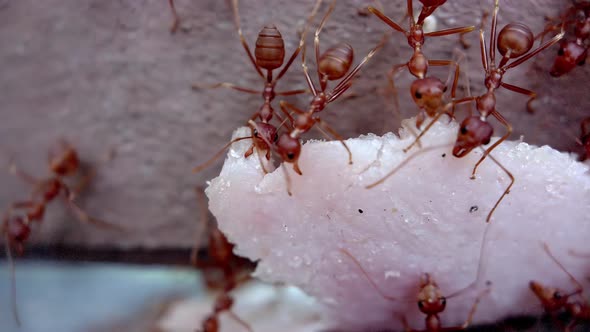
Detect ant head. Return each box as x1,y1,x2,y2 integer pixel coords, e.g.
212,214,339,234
255,25,286,71
252,122,279,149
5,216,31,246
497,23,534,59
453,116,493,157
529,281,569,312
277,134,302,173
318,43,354,81
550,41,587,77
417,273,446,315
49,141,80,176
419,0,447,7
410,77,446,114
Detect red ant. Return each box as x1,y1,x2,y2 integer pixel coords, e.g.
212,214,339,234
370,0,565,222
367,0,475,128
536,1,589,76
1,139,123,325
191,0,322,174
250,0,386,184
339,248,491,332
192,188,254,332
530,242,590,331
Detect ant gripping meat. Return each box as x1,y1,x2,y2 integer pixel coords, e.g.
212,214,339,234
191,0,322,174
251,0,386,184
530,243,590,331
340,248,491,332
1,139,123,325
193,188,254,332
367,0,475,127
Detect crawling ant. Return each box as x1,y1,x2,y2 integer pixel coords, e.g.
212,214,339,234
251,0,386,184
367,0,475,128
536,1,589,76
192,0,322,174
530,242,590,331
340,248,491,331
193,188,254,332
1,139,123,325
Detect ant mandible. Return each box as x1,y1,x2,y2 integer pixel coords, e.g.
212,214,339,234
530,242,590,331
192,0,322,174
251,0,386,181
1,139,123,325
340,248,491,332
367,0,475,128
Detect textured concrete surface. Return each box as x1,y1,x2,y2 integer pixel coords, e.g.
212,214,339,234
0,0,588,248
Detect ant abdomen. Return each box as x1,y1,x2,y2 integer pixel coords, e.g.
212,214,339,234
255,25,286,70
318,43,354,81
497,23,534,58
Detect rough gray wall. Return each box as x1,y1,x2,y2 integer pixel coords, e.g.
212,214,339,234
0,0,587,249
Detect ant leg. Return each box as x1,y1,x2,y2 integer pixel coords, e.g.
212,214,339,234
315,118,353,165
273,0,323,83
193,136,252,173
386,63,408,125
339,249,396,301
488,0,500,67
483,152,514,223
275,89,309,96
447,285,491,331
168,0,181,34
191,82,260,94
542,242,584,296
367,6,406,33
8,162,39,185
330,32,388,97
313,0,337,85
428,57,465,116
230,0,265,79
500,82,537,114
4,235,21,327
190,188,212,267
278,100,305,125
471,111,512,179
423,25,476,38
60,184,126,232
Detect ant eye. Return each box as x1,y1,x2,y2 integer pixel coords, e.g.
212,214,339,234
460,126,468,135
557,48,565,56
287,152,295,160
253,129,259,137
554,292,563,300
441,298,446,306
415,91,423,99
483,137,491,145
273,133,279,142
578,58,586,66
443,86,448,93
418,301,424,308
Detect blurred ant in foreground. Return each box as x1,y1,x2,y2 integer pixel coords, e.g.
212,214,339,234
193,188,254,332
2,139,123,325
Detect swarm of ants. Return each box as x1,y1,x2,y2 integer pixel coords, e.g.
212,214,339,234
1,0,589,331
